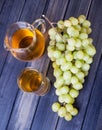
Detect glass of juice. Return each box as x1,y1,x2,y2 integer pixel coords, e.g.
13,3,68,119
17,67,50,96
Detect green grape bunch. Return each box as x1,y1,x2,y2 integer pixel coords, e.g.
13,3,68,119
47,15,96,121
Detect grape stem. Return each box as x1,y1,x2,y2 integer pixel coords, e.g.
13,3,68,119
42,15,56,28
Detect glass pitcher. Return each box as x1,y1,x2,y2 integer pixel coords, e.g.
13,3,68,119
4,19,46,61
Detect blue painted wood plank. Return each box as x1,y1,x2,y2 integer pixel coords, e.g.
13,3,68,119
96,102,102,130
0,0,27,129
0,57,25,130
0,0,5,14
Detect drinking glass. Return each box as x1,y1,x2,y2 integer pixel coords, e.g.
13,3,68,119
17,67,50,96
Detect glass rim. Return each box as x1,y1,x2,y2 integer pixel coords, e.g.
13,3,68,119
4,21,36,52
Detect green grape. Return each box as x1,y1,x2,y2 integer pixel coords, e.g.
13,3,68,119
75,39,82,48
64,94,74,104
54,81,61,88
61,62,71,71
50,57,56,61
47,44,55,51
50,35,56,40
64,20,72,27
58,107,67,117
57,20,64,29
65,52,73,61
79,33,88,39
62,33,69,42
82,39,90,47
55,33,63,42
52,62,59,69
85,45,96,56
69,17,78,25
78,15,86,24
87,28,92,34
65,54,73,62
82,63,90,72
52,102,61,112
54,68,62,78
56,76,64,86
70,66,79,74
48,51,56,61
66,44,75,51
58,95,65,103
56,88,62,96
76,50,84,59
65,104,73,112
67,26,75,35
71,76,79,84
54,79,64,88
65,79,71,85
88,38,93,44
53,50,62,59
80,78,85,83
86,57,93,64
60,85,70,94
48,28,57,36
84,71,88,76
82,20,91,28
56,58,62,65
56,56,66,65
81,27,87,33
74,24,81,31
47,51,54,59
64,112,72,121
73,82,83,90
73,51,78,59
49,40,56,46
67,38,76,46
76,71,85,80
83,53,90,62
70,108,78,116
68,29,79,37
47,46,56,59
73,30,79,37
69,88,79,98
63,70,72,80
75,60,83,68
56,42,66,51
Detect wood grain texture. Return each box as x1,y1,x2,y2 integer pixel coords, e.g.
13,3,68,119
96,100,102,130
0,0,5,14
0,0,102,130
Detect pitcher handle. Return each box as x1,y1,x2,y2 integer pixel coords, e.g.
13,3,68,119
32,18,46,34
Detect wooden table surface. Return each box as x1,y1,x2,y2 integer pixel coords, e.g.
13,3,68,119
0,0,102,130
